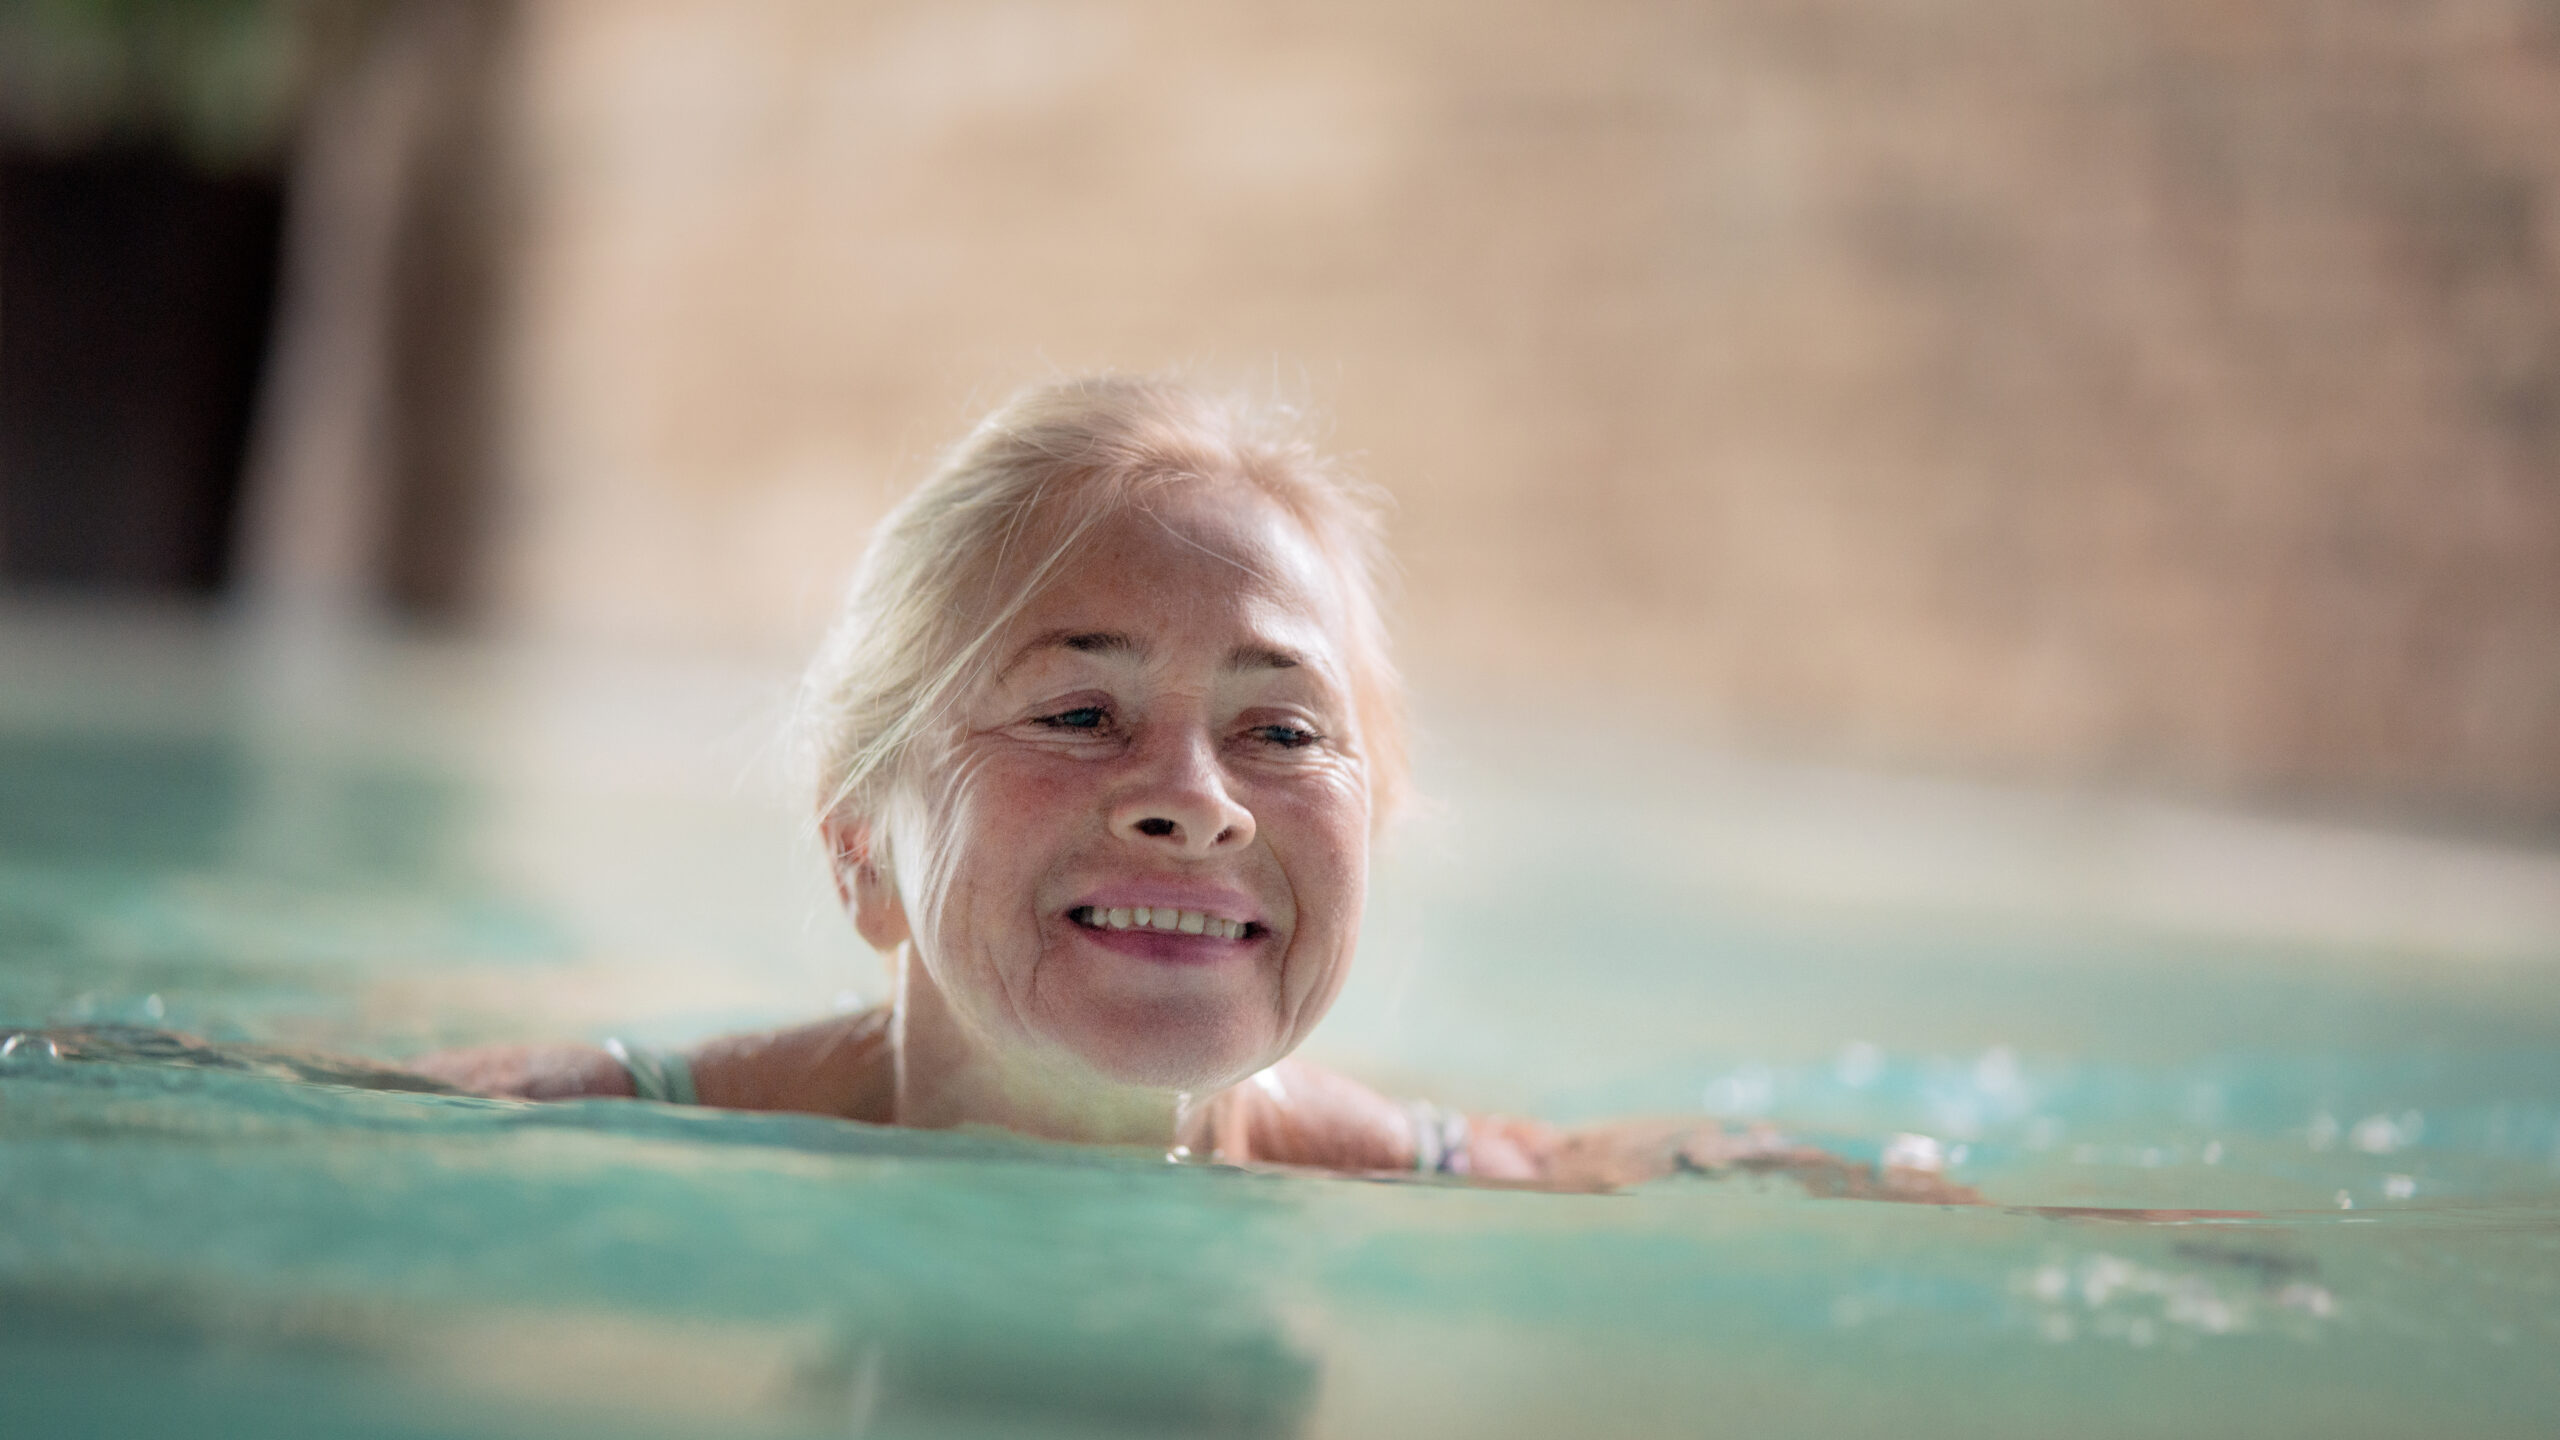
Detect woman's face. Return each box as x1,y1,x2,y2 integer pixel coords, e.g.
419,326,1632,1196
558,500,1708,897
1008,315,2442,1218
878,480,1372,1091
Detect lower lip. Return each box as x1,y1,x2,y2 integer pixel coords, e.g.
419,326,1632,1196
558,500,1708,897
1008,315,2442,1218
1068,919,1260,965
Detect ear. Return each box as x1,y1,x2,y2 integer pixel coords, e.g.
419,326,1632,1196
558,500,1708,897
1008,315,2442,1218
822,813,912,951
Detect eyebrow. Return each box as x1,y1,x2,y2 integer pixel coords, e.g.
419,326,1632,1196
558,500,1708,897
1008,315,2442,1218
998,629,1307,681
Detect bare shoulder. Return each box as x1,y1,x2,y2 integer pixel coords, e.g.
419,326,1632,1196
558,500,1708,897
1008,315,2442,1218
405,1007,897,1119
689,1006,895,1121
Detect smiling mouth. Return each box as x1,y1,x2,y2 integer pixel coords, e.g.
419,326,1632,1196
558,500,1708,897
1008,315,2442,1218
1069,905,1260,941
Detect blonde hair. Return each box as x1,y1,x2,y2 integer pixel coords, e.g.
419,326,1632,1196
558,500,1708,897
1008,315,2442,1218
796,376,1408,843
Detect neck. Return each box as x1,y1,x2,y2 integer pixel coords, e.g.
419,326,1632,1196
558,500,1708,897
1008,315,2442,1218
888,946,1216,1150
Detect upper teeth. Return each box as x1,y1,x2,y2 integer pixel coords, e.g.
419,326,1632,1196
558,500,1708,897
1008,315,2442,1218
1075,905,1249,940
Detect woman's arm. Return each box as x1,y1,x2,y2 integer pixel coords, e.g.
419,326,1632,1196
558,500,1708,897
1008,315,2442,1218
1228,1061,1982,1201
405,1042,635,1099
1210,1059,1560,1179
407,1008,894,1119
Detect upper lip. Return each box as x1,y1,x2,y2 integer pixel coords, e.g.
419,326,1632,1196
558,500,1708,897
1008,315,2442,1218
1064,880,1267,928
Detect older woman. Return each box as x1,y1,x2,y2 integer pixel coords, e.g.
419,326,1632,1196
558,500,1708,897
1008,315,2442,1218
417,377,1968,1198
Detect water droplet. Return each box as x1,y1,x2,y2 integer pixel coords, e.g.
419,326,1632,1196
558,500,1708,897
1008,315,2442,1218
0,1034,57,1062
2334,1190,2354,1210
2201,1140,2223,1165
2383,1174,2416,1200
142,994,165,1020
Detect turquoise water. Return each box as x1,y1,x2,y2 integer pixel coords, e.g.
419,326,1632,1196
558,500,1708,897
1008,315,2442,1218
5,606,2559,1437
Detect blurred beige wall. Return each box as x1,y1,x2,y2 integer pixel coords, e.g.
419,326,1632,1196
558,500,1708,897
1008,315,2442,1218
453,0,2557,816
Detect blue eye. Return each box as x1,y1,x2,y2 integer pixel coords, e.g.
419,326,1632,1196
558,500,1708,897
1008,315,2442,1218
1037,707,1109,730
1256,724,1322,749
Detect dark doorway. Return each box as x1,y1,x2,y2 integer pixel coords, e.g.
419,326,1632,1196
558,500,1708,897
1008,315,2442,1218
0,148,284,596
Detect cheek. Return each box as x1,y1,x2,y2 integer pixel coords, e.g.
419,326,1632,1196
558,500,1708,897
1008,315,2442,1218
1264,776,1370,945
918,751,1095,936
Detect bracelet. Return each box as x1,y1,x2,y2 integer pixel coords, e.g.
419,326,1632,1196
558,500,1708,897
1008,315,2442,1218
603,1039,698,1105
1406,1099,1471,1175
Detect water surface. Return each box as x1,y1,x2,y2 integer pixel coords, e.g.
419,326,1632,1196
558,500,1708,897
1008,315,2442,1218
4,606,2557,1437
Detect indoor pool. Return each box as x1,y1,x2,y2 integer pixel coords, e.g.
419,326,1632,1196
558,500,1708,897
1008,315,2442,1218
4,605,2557,1438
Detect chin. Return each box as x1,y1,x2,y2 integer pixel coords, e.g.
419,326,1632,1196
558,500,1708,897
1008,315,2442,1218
1053,998,1281,1092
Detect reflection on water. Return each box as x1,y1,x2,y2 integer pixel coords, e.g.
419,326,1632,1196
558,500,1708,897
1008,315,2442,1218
1,1045,1320,1439
4,608,2559,1437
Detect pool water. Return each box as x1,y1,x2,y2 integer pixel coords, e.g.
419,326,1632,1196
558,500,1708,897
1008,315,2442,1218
4,606,2558,1437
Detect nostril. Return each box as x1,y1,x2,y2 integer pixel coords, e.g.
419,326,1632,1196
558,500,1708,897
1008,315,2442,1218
1135,817,1176,838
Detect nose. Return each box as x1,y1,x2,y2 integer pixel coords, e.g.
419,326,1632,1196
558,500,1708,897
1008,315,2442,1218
1109,724,1256,857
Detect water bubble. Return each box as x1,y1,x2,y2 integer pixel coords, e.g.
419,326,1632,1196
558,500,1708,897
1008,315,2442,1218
2201,1140,2224,1165
2383,1174,2416,1200
142,993,165,1020
2275,1283,2336,1319
2165,1283,2237,1335
2334,1190,2354,1210
1703,1064,1775,1116
2081,1255,2135,1306
0,1034,58,1062
2307,1112,2339,1151
2351,1114,2403,1154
